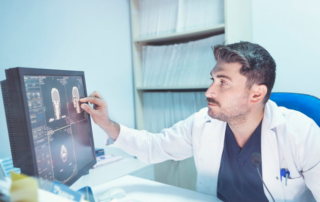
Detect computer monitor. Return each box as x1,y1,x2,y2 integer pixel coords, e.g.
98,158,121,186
1,67,96,187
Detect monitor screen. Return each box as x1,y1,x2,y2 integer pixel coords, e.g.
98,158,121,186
1,67,96,188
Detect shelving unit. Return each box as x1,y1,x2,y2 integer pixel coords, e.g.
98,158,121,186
130,0,227,129
136,86,209,90
128,0,252,191
133,24,225,43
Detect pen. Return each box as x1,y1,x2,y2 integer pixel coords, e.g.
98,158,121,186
285,171,290,186
280,169,290,186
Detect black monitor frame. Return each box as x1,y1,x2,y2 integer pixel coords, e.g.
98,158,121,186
1,67,96,186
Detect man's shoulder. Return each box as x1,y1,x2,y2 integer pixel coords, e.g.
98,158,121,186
277,106,316,127
270,103,319,143
266,100,317,128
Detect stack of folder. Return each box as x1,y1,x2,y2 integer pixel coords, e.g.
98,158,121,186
142,34,225,87
143,91,207,133
139,0,224,37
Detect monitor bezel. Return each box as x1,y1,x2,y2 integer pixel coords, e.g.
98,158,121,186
10,67,96,186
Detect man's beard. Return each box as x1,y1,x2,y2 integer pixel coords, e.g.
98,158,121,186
207,95,250,124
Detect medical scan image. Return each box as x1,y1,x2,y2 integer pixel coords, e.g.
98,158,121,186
49,127,77,183
51,88,61,120
40,77,68,130
72,87,81,114
60,145,68,163
65,78,86,123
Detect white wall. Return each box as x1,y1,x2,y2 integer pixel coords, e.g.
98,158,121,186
0,0,135,158
251,0,320,98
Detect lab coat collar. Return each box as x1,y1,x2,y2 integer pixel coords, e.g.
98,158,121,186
264,100,286,129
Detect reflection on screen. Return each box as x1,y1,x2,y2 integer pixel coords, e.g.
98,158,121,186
24,76,93,186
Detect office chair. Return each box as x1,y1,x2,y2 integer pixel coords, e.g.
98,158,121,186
270,92,320,127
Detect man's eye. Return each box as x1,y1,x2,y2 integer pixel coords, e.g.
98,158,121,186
210,77,214,81
221,81,227,86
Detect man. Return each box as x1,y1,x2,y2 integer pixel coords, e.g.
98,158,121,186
80,42,320,202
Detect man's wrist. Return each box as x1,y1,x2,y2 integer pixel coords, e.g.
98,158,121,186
101,120,120,140
104,119,113,128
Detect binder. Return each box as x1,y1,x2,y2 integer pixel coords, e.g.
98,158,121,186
139,0,224,37
142,34,225,87
143,91,207,133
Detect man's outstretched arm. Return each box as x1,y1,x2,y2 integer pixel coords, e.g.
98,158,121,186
80,91,120,140
80,91,194,164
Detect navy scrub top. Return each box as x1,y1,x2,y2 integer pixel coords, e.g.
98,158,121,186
217,121,269,202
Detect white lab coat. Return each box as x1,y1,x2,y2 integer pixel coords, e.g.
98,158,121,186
114,100,320,202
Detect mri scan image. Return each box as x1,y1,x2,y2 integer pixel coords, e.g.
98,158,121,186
50,128,77,183
72,87,81,114
60,145,68,163
66,79,86,123
40,77,68,129
51,88,61,120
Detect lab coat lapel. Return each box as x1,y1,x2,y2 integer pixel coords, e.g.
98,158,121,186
261,122,285,201
261,101,286,201
199,118,226,196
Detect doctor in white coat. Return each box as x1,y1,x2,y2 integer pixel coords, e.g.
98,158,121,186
81,42,320,202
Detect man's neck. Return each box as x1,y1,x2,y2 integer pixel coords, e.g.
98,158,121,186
228,107,265,148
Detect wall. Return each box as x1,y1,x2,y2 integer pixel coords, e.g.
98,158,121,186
251,0,320,98
225,0,252,44
0,0,135,158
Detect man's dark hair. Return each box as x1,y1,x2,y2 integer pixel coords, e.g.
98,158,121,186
213,41,276,103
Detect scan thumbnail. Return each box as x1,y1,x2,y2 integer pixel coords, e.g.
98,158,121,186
51,88,61,120
49,127,77,183
65,77,87,123
40,77,68,129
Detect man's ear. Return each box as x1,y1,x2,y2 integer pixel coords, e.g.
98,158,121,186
250,84,267,104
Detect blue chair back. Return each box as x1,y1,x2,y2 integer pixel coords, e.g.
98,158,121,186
270,92,320,127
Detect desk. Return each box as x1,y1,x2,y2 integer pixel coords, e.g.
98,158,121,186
70,146,221,201
71,146,154,190
92,175,221,202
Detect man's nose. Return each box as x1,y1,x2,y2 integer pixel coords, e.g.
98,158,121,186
205,82,217,98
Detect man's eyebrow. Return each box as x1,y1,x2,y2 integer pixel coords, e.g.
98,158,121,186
216,74,233,82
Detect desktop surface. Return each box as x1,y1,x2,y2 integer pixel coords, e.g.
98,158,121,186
92,175,221,202
69,146,218,201
70,146,154,190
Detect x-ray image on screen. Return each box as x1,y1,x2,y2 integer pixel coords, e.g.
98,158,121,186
61,145,68,162
72,87,81,114
40,77,68,130
65,77,86,123
49,127,77,183
51,88,61,120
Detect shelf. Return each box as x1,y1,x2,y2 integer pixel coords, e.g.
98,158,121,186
133,24,225,43
136,86,209,90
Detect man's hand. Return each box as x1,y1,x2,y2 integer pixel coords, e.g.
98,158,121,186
80,91,120,140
